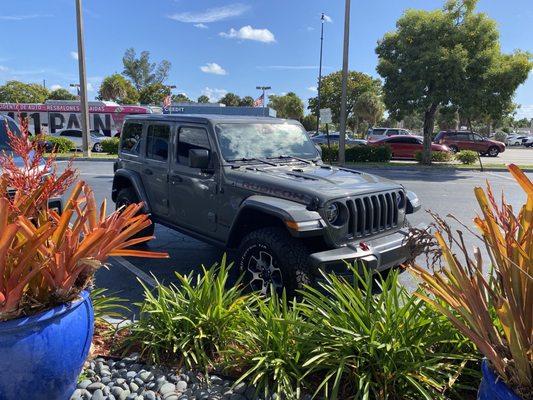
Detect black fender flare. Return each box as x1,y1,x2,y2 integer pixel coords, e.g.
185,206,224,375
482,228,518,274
112,169,151,214
227,195,324,246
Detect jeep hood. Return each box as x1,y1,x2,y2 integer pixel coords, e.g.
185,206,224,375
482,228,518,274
225,164,403,205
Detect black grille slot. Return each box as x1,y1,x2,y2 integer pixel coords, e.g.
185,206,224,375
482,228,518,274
347,190,402,238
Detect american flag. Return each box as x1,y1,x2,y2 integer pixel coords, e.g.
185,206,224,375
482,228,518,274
253,94,264,107
163,95,172,108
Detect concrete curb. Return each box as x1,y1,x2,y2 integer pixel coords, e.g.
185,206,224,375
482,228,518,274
343,164,533,173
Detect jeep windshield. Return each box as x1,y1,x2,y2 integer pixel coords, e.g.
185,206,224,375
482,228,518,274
215,123,318,162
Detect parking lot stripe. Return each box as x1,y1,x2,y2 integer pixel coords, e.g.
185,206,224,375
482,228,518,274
111,256,157,288
486,172,516,182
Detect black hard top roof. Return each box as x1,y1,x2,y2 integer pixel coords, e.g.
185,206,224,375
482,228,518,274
124,114,297,125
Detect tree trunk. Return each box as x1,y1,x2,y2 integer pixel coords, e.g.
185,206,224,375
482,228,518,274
422,103,438,165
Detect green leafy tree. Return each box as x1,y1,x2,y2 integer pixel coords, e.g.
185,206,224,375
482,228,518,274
268,92,304,120
138,83,170,106
122,48,171,91
197,95,210,104
376,0,532,164
239,96,255,107
98,74,139,104
0,81,49,103
436,106,459,131
47,88,77,100
301,114,318,131
172,93,191,103
219,92,241,107
401,111,424,131
308,71,382,126
353,91,385,127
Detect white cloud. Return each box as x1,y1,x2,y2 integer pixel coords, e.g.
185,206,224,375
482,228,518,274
86,83,95,92
306,26,314,31
201,87,227,102
50,84,62,91
220,25,276,43
194,23,208,29
515,104,533,119
70,51,79,61
0,65,8,72
323,14,333,23
168,4,249,23
307,86,318,92
0,14,53,21
200,62,227,75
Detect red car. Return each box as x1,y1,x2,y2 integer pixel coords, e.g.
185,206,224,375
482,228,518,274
433,131,505,156
369,136,450,159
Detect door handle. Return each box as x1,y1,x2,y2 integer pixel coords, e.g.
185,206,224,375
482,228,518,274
143,168,153,175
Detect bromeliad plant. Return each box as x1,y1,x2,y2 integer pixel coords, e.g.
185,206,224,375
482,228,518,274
0,119,168,321
409,164,532,399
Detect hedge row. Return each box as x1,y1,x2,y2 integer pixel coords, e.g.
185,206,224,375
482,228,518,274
100,137,120,154
320,144,392,163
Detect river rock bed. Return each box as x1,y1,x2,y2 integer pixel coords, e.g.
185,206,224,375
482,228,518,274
71,353,271,400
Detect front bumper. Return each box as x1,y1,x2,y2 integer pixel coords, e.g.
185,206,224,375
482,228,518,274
309,228,410,276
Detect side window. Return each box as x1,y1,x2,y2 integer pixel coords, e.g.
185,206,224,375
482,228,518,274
386,129,400,136
146,124,170,162
455,133,468,141
178,127,211,165
121,122,143,154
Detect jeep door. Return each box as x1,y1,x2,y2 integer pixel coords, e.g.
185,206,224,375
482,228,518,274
141,122,172,217
168,124,219,236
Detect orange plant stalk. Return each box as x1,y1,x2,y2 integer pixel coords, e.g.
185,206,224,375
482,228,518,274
0,117,168,321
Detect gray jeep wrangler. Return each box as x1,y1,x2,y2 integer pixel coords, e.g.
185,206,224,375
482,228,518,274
112,114,420,294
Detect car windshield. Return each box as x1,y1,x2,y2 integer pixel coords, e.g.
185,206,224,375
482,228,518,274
215,123,318,161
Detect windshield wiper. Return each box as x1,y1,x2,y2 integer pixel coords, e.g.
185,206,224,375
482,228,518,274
266,155,314,164
227,157,278,166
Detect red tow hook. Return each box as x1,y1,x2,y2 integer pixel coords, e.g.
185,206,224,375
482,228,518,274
359,241,370,251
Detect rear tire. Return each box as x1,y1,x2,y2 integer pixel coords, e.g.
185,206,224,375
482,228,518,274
449,145,459,153
236,227,311,296
487,146,499,157
116,187,155,239
93,143,104,153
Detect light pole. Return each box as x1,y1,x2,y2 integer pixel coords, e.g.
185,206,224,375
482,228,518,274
316,13,325,135
338,0,351,165
256,86,271,116
75,0,91,157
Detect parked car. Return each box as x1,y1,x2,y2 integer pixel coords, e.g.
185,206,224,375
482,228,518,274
311,133,367,146
366,127,413,142
522,136,533,147
433,131,505,157
507,135,529,146
369,135,450,159
51,128,107,152
112,115,421,295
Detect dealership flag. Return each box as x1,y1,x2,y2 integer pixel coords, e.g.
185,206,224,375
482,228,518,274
253,94,264,107
163,95,172,109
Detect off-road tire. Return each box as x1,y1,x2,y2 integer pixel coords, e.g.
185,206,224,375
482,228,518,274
236,227,311,296
487,146,499,157
116,187,155,239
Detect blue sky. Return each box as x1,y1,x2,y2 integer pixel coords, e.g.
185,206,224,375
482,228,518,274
0,0,532,117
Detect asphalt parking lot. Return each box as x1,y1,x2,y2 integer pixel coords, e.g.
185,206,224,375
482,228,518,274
64,160,530,316
490,147,532,165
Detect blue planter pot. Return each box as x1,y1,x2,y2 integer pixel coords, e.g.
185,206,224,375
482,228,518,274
478,359,521,400
0,291,94,400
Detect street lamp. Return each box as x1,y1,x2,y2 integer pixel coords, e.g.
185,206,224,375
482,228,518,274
75,0,91,157
70,83,80,97
256,86,271,116
316,13,326,135
338,0,351,165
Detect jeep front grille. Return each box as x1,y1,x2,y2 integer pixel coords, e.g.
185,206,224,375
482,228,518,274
345,191,403,238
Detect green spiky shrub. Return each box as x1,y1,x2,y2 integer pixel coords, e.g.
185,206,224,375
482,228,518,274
299,266,479,400
128,257,249,369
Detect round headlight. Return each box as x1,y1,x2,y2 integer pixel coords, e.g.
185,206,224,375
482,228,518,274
326,203,340,224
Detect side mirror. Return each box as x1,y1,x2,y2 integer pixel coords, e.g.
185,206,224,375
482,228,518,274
189,149,210,169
